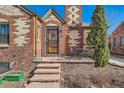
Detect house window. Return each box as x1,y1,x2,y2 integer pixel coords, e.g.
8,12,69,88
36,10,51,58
120,36,124,46
0,62,10,74
0,23,9,45
113,38,116,48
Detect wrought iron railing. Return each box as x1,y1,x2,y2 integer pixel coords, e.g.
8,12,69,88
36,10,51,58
33,48,93,61
66,48,93,59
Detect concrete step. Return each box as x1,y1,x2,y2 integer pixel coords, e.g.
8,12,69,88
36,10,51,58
26,82,60,88
34,68,60,74
27,63,61,88
30,74,60,82
37,63,60,68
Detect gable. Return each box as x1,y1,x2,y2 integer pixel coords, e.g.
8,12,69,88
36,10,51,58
44,13,60,23
42,9,64,24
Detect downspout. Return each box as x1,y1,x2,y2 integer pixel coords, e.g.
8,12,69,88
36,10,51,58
64,33,67,56
64,25,68,56
35,15,38,57
33,14,38,59
33,15,36,59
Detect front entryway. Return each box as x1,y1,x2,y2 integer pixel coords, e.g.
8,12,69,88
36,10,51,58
46,26,59,55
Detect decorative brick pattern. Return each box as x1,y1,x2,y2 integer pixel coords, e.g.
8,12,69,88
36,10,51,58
44,13,60,23
13,18,31,46
67,30,81,47
0,18,9,22
65,5,82,27
0,5,23,15
67,6,80,26
65,6,83,55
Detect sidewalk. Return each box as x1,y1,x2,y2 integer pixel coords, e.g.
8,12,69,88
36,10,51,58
109,56,124,67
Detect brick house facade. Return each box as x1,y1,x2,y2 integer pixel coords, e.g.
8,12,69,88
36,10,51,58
40,6,90,57
0,5,90,72
111,22,124,55
0,5,42,72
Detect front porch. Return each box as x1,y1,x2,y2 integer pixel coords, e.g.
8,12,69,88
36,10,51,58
34,56,94,63
28,56,94,88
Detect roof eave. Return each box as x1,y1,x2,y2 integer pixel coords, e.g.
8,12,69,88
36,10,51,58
17,5,34,16
17,5,42,22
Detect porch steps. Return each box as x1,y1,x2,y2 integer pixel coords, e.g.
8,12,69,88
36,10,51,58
30,74,60,82
26,82,60,88
37,63,60,68
26,63,61,88
34,69,59,74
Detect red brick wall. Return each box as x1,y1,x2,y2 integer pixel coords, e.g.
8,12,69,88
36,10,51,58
65,5,83,55
59,24,67,56
0,6,34,72
112,22,124,55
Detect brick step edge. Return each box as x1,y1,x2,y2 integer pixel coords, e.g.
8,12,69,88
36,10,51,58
30,79,59,82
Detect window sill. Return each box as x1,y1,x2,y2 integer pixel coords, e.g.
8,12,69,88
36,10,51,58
0,44,10,48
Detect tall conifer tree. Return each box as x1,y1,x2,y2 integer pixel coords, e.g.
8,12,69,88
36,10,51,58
87,5,110,67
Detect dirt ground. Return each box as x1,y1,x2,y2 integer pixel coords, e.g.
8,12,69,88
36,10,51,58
0,81,24,88
0,63,37,88
60,63,124,88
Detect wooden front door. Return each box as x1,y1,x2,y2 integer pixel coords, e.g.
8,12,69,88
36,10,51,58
46,26,59,54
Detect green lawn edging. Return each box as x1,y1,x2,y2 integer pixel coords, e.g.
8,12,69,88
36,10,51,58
3,71,26,81
0,78,3,85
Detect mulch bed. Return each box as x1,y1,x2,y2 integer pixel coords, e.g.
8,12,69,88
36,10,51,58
60,63,124,88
